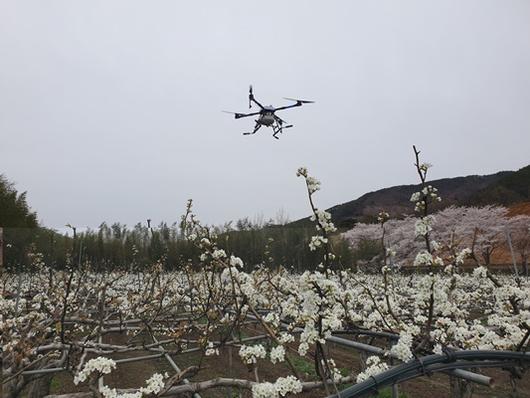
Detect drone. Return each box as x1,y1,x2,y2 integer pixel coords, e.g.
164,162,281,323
224,85,314,139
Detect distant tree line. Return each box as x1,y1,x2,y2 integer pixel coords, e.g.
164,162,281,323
0,174,353,272
4,220,354,272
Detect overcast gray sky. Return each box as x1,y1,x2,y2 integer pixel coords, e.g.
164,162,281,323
1,1,529,230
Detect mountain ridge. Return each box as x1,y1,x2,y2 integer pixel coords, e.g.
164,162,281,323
292,165,530,228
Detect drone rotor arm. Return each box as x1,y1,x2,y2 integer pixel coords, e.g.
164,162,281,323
247,84,266,110
223,110,261,119
273,97,315,111
250,97,265,110
272,103,302,112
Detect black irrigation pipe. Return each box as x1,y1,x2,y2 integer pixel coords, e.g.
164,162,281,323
241,312,492,385
328,350,530,398
394,360,521,385
302,331,490,385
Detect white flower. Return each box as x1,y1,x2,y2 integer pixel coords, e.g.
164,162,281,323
270,345,285,364
252,382,278,398
298,342,309,356
414,216,434,237
309,236,328,251
239,344,267,364
74,357,116,385
377,211,390,223
296,167,321,194
296,167,308,177
311,209,336,232
205,341,219,356
419,163,432,172
212,249,227,259
414,251,433,266
456,248,472,265
306,176,321,194
230,255,244,268
473,266,488,278
252,376,302,398
278,333,295,344
274,376,303,396
433,256,444,266
356,356,389,383
390,334,413,362
386,248,396,257
139,373,165,395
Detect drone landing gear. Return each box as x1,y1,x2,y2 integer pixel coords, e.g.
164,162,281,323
272,124,293,140
243,123,261,136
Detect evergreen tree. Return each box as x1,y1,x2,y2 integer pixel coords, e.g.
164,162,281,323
1,174,39,269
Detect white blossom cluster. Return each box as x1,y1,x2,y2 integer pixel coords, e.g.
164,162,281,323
310,209,337,233
296,167,321,194
356,356,389,383
205,341,219,356
414,215,435,237
455,248,472,265
230,255,244,268
239,344,267,364
306,176,321,194
410,185,442,212
390,334,413,361
419,162,432,172
309,235,328,251
269,345,285,364
251,376,303,398
413,250,443,267
99,373,166,398
74,357,116,385
377,211,390,223
212,249,227,259
138,373,166,395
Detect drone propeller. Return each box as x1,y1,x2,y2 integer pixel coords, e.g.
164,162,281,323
249,84,253,109
222,110,246,119
222,110,260,119
283,97,315,104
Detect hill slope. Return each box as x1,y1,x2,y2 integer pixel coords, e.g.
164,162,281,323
466,165,530,206
293,165,530,229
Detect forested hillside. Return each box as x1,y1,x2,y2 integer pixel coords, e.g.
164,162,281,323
293,165,529,228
